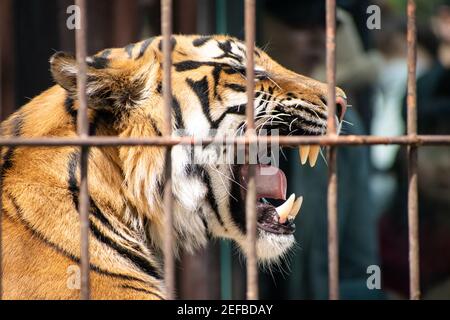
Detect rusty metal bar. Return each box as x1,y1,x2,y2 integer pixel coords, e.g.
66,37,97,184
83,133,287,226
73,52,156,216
244,0,258,301
326,0,339,300
75,0,90,300
407,0,420,300
0,135,450,147
161,0,175,300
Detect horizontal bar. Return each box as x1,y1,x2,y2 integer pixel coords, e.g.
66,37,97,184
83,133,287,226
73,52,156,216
0,135,449,147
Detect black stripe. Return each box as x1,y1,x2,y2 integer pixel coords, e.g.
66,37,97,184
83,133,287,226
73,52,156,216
212,66,222,100
226,104,246,115
211,104,247,127
87,56,109,69
137,38,153,59
200,215,212,240
67,152,79,207
67,152,163,280
88,219,162,280
174,60,207,72
174,60,245,79
296,105,327,121
1,115,24,177
67,152,118,231
185,164,225,228
193,36,212,47
229,167,246,233
64,96,77,125
100,49,112,59
186,77,246,129
156,81,162,94
156,179,165,199
225,83,246,93
214,40,243,63
120,285,164,300
186,77,215,127
65,94,102,135
6,195,148,284
274,106,326,126
172,96,185,129
125,43,135,59
148,117,162,136
174,60,227,72
157,37,176,52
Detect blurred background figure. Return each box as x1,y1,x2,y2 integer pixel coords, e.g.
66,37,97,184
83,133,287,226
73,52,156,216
259,0,384,299
379,0,450,299
370,1,438,222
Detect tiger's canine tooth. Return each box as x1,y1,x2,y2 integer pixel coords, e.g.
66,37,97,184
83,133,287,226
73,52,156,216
299,145,310,165
288,196,303,219
308,145,320,167
276,193,296,224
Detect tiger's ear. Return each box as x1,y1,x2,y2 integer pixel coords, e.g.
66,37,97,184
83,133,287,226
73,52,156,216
50,51,150,110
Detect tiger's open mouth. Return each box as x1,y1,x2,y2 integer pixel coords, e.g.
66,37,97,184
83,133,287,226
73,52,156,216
232,143,322,235
237,164,295,235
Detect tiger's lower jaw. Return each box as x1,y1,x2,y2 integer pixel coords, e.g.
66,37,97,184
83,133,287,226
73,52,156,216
255,231,295,262
226,164,301,261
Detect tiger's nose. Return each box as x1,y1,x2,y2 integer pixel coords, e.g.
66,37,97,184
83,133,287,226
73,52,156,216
335,96,347,122
320,95,347,122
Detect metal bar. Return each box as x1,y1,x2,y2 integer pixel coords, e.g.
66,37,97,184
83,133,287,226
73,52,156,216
75,0,90,300
215,0,233,301
0,135,450,147
244,0,258,301
407,0,420,300
161,0,175,300
326,0,339,300
326,0,337,136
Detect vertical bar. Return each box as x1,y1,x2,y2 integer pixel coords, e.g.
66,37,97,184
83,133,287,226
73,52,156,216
326,0,339,300
216,0,233,301
75,0,90,300
406,0,420,300
244,0,258,300
161,0,175,300
75,0,90,301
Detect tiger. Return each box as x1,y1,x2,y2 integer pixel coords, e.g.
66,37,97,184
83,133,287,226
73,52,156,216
0,35,347,299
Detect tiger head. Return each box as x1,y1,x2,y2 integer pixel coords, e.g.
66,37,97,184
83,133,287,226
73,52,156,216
50,35,346,264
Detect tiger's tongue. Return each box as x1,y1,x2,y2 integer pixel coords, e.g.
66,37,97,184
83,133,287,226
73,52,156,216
240,165,287,200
